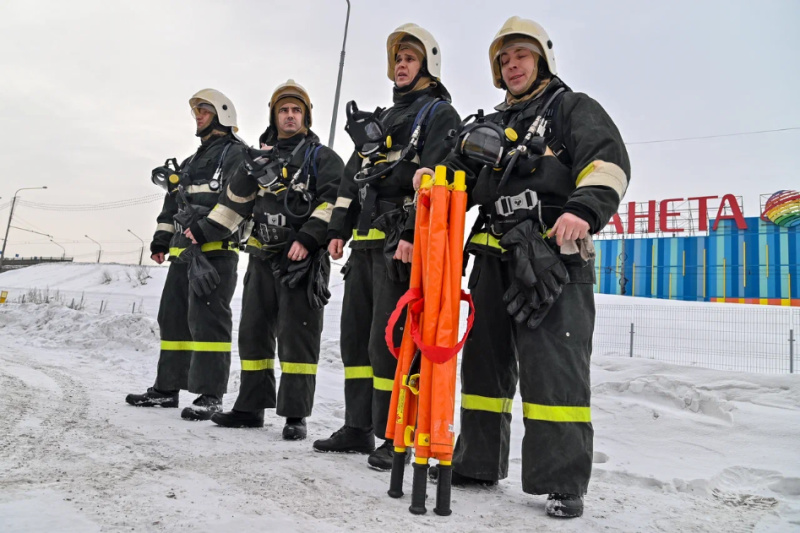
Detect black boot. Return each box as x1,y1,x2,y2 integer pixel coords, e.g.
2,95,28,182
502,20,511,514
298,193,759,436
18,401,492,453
428,465,498,487
211,409,264,428
282,418,307,440
181,394,222,421
312,425,375,453
545,493,584,518
367,439,410,471
125,387,178,408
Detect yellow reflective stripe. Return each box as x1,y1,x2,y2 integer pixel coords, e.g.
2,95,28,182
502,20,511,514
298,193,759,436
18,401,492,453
241,359,274,371
161,340,193,351
169,242,239,258
469,232,506,252
352,228,386,241
522,402,591,423
311,202,333,223
461,393,513,414
344,366,374,379
246,236,262,249
193,341,232,352
373,376,395,391
280,362,318,375
160,341,231,352
575,162,595,186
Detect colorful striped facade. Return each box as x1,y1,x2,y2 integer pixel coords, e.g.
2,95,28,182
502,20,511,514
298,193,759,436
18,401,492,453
595,216,800,306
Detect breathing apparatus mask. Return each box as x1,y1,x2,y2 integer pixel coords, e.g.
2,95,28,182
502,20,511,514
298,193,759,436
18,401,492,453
151,158,183,193
242,144,316,221
345,101,389,157
242,147,287,190
454,88,565,194
453,111,516,168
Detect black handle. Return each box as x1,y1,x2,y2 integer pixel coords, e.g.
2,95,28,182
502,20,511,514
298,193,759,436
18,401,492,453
409,462,429,515
387,448,407,499
433,464,453,516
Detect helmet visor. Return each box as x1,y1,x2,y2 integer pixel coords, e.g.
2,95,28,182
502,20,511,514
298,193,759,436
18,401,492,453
190,102,216,118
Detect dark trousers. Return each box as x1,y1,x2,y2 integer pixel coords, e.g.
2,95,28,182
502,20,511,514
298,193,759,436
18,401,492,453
339,247,407,440
233,256,324,418
453,252,595,496
153,255,238,398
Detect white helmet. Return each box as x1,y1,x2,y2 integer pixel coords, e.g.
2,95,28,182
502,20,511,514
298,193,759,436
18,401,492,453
489,16,557,89
386,23,441,81
189,88,239,132
269,79,313,127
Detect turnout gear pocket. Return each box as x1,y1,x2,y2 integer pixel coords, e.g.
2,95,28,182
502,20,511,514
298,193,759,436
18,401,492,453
372,208,411,283
181,245,221,297
498,219,569,330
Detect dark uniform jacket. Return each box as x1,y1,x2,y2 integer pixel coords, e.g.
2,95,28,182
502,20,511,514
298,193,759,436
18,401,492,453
446,78,630,248
150,132,247,259
327,86,460,248
192,128,343,255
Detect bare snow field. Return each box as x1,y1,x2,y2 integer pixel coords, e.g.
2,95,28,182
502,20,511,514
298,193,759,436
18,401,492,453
1,262,799,532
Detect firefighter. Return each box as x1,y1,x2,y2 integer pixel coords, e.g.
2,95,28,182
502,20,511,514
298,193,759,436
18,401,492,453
419,16,630,518
207,80,343,440
313,24,460,470
126,88,247,421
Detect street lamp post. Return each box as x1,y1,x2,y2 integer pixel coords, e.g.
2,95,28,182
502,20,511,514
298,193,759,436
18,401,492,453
127,229,145,266
50,239,66,260
85,234,102,263
0,186,47,270
327,0,351,148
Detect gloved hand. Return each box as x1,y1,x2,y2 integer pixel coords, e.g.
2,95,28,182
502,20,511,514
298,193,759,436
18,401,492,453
181,245,221,297
306,250,331,309
498,219,569,329
372,208,411,283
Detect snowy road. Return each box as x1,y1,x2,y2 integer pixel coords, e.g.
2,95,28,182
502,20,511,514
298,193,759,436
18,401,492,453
1,264,799,532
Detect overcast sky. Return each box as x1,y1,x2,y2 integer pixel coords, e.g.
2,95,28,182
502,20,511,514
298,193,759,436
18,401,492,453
1,0,798,263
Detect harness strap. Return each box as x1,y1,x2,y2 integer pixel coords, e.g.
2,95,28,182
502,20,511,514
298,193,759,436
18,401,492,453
494,189,539,217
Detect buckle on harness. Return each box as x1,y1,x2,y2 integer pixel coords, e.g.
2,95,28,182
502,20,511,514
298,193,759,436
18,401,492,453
494,189,539,217
266,213,287,227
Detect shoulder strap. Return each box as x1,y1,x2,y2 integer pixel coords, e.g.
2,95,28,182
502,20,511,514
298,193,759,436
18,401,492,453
543,90,571,166
411,98,446,152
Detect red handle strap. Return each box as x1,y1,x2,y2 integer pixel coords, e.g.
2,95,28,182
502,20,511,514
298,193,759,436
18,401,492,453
384,288,475,365
385,287,423,358
409,290,474,364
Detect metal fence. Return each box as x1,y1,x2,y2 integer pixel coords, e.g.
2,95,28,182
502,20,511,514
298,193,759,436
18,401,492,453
594,304,798,374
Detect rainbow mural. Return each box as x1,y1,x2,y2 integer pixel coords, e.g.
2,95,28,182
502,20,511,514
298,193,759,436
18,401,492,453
761,189,800,228
594,215,800,306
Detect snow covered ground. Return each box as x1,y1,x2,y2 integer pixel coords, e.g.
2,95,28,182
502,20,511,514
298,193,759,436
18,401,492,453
0,262,798,532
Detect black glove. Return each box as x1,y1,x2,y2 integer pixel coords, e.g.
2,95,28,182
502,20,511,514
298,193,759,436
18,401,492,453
372,208,411,283
279,254,313,288
498,219,569,329
306,250,331,309
173,204,211,231
181,245,220,297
